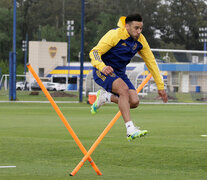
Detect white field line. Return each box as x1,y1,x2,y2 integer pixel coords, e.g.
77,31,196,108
141,102,207,105
0,166,16,168
0,101,79,103
200,135,207,137
0,101,207,105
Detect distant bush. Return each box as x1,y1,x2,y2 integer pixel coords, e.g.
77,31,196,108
0,60,9,74
0,60,25,75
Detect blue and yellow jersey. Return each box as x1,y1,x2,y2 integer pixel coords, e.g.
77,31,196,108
89,16,164,90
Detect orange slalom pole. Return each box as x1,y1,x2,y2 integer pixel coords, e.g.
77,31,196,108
27,64,102,176
70,73,152,176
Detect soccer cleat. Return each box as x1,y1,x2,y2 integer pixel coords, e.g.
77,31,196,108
91,89,107,115
126,127,148,141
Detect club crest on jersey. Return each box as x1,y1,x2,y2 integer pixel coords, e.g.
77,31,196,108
133,43,137,51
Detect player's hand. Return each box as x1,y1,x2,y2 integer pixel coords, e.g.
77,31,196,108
158,89,168,103
102,66,114,76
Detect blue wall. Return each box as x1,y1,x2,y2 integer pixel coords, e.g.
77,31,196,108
145,63,207,72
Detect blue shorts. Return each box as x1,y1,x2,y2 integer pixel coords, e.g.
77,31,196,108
93,68,135,93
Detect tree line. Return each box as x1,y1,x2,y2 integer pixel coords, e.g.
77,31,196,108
0,0,206,74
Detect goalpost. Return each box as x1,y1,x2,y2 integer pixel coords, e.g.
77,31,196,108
150,48,207,64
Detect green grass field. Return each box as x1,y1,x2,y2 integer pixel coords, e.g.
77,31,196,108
1,90,207,103
0,103,207,180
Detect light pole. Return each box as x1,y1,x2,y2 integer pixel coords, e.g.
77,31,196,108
79,0,84,102
22,33,28,82
12,0,17,100
67,20,74,75
199,27,207,63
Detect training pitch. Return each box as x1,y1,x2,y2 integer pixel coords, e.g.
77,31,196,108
0,103,207,179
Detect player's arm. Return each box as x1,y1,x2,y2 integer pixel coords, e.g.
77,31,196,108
89,30,118,75
138,34,168,102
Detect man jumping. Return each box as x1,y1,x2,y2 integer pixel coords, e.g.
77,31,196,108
89,13,168,141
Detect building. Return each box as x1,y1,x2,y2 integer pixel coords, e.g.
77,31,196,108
148,63,207,93
28,41,67,79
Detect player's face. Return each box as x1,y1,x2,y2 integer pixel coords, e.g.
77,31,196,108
126,21,143,41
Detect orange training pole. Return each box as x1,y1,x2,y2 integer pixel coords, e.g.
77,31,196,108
70,73,152,176
27,64,102,176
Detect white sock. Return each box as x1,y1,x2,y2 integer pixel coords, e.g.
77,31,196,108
125,121,134,129
105,92,111,102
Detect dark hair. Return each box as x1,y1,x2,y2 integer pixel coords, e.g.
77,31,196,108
125,13,142,24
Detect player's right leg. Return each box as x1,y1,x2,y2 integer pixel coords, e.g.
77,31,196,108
91,89,108,114
91,68,119,115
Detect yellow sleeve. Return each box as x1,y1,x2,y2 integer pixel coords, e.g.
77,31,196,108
138,34,164,90
89,29,120,71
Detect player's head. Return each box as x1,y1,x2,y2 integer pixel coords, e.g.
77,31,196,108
125,13,143,41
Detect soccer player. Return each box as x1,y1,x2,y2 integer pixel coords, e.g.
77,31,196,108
89,13,168,141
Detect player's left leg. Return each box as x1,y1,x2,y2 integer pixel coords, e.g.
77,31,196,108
119,77,148,141
128,89,139,108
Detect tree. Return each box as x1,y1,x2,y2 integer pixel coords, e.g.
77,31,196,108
84,0,162,52
156,0,207,50
0,8,13,60
1,0,207,67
